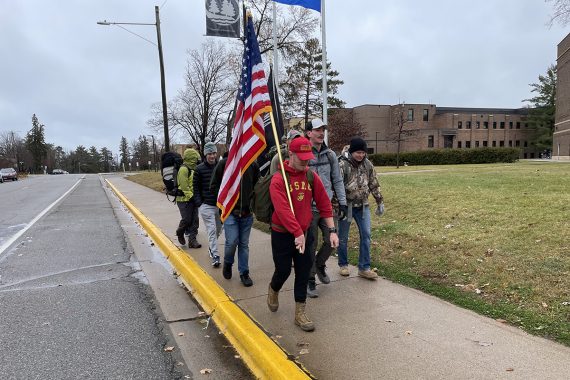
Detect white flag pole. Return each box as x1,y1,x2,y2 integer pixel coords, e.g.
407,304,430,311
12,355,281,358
272,2,280,99
321,0,328,144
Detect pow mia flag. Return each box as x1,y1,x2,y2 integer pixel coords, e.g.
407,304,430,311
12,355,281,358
205,0,240,38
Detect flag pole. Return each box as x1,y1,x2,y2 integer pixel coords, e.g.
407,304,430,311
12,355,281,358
321,0,328,144
268,111,295,215
272,2,280,97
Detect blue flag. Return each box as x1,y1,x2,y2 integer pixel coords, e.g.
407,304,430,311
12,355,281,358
274,0,320,12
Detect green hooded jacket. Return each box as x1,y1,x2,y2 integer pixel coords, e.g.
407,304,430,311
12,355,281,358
176,148,200,203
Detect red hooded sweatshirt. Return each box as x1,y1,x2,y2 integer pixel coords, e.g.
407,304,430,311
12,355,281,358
270,161,333,237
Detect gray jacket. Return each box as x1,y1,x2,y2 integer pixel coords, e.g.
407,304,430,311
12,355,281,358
308,143,347,208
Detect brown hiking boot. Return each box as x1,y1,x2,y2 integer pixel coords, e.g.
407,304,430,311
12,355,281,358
339,266,349,276
358,268,378,280
267,284,279,312
295,302,315,332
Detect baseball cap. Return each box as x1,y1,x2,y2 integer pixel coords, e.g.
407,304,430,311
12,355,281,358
289,137,315,160
305,118,327,131
286,129,302,141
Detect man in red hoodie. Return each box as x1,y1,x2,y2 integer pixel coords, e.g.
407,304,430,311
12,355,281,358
267,137,339,332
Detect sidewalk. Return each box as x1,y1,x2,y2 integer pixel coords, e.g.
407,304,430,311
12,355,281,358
106,174,570,380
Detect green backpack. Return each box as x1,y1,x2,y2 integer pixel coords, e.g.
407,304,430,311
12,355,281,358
252,170,314,224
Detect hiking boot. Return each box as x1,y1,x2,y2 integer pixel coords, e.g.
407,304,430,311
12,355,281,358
176,232,186,246
267,284,279,312
240,271,253,287
222,263,232,279
358,268,378,280
307,279,318,298
188,240,202,249
316,265,330,284
294,302,315,332
212,256,220,268
339,266,349,277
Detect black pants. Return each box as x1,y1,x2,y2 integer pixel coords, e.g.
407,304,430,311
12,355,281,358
270,230,314,303
176,200,199,241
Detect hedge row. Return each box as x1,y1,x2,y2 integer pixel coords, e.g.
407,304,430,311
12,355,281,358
368,148,520,166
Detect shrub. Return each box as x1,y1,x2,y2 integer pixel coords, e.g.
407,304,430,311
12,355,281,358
369,148,520,166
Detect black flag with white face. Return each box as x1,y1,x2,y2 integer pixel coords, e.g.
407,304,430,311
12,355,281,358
205,0,240,38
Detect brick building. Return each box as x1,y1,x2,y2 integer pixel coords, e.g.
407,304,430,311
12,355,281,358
331,104,540,158
553,32,570,160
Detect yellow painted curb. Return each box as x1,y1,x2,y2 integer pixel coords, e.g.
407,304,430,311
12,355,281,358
106,179,312,380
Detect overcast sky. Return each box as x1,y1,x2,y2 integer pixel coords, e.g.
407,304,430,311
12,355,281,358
0,0,567,154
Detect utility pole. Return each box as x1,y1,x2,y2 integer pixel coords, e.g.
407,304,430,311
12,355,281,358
155,6,169,151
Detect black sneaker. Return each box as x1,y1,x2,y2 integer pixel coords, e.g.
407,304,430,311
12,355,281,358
316,265,330,284
176,232,186,246
188,240,202,249
307,279,318,298
223,263,232,279
212,256,221,268
240,271,253,287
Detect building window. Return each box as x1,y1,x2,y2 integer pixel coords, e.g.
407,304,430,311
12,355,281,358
524,141,528,147
500,140,505,147
458,121,463,129
524,153,528,158
483,141,488,147
500,122,505,129
516,122,521,129
407,109,414,121
515,140,520,147
465,141,471,148
525,123,529,128
476,121,480,129
457,141,462,148
509,122,513,129
475,141,480,147
493,121,497,129
423,109,429,121
508,140,513,147
466,121,472,129
492,141,497,147
483,121,489,129
428,135,434,148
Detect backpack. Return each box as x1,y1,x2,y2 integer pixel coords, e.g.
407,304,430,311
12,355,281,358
252,169,314,224
160,152,189,202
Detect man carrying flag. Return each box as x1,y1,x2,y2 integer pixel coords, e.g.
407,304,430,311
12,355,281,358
211,12,271,287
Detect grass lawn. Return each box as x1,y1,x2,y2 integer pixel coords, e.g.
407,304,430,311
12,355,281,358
127,161,570,345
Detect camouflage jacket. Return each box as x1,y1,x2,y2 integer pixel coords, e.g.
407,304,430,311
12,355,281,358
338,156,383,207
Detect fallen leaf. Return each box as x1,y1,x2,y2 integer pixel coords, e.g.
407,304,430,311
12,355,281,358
541,302,548,308
299,349,309,355
164,346,175,352
200,368,212,374
384,319,394,323
274,335,282,339
177,332,185,337
296,342,310,347
506,368,514,372
405,330,413,335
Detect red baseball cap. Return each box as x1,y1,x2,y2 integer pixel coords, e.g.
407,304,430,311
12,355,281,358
289,137,315,160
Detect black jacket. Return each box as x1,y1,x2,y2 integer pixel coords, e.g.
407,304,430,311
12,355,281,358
210,158,259,214
193,159,218,207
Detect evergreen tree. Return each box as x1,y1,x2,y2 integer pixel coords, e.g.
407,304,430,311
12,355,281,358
281,38,345,123
119,137,129,171
26,114,48,173
100,147,113,172
525,64,556,154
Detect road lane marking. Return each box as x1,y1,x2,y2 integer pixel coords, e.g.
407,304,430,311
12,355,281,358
0,178,82,257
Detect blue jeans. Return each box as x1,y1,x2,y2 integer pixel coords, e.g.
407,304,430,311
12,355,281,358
223,214,253,274
338,205,372,270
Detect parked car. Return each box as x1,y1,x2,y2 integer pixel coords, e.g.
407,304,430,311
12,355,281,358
0,168,18,181
0,173,3,183
51,169,64,174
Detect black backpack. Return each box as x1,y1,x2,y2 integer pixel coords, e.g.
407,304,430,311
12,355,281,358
161,152,186,201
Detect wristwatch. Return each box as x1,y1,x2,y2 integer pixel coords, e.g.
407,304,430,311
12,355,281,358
328,227,337,233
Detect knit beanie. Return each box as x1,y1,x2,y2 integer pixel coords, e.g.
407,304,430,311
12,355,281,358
348,137,367,153
203,142,217,155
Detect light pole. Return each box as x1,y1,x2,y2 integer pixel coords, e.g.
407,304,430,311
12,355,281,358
97,5,170,151
147,134,157,172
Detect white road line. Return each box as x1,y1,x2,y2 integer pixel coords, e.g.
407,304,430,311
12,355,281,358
0,178,83,256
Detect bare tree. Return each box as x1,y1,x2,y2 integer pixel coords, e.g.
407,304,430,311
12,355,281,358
327,109,366,153
149,41,236,155
546,0,570,26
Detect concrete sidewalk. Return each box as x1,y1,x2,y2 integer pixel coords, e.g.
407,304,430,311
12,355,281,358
106,174,570,380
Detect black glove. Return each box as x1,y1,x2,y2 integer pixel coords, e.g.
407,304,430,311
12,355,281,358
338,204,348,221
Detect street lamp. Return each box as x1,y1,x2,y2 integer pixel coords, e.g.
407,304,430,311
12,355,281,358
97,5,170,150
147,134,157,172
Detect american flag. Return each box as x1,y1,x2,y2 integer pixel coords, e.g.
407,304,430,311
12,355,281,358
217,14,271,222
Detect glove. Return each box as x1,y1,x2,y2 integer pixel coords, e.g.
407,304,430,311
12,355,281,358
338,205,348,221
375,203,385,216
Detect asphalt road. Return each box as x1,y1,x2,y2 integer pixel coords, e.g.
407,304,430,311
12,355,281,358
0,175,183,379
